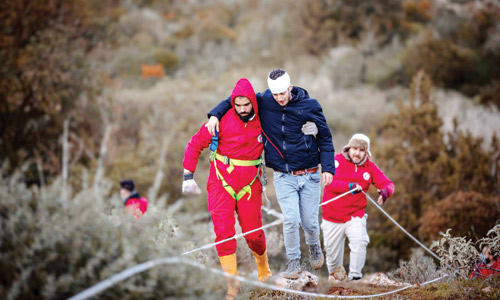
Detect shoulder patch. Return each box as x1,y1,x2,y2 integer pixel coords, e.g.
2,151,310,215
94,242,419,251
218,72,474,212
363,172,370,181
335,160,339,168
257,134,263,143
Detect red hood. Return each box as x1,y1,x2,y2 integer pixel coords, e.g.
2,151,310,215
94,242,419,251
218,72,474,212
230,78,258,115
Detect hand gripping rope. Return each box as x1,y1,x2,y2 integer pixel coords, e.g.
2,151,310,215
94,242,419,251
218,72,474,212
69,190,446,300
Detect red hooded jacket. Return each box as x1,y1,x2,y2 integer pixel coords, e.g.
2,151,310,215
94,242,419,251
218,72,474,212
183,78,263,193
469,258,500,279
124,192,148,219
322,149,395,223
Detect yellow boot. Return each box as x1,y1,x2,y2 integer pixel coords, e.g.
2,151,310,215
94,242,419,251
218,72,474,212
253,250,272,282
219,253,238,300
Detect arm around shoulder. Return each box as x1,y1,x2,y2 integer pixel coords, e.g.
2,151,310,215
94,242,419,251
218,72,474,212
207,96,232,120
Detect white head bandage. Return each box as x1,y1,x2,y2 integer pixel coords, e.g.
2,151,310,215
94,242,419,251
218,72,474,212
267,71,291,94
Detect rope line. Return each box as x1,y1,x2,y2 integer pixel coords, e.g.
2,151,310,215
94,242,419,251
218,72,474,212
68,255,446,300
181,218,283,256
181,190,351,256
68,191,447,300
320,190,352,207
363,191,441,261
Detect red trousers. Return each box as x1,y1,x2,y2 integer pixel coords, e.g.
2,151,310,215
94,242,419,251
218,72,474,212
207,178,267,257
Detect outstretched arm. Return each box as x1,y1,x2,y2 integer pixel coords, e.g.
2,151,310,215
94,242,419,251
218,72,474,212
182,124,213,195
371,163,395,205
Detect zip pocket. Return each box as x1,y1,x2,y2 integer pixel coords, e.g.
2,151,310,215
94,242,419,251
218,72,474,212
303,136,311,154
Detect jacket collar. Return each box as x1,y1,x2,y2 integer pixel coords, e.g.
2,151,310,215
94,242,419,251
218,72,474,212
124,191,140,204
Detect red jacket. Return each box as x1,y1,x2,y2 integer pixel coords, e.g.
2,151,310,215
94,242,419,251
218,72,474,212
124,192,148,219
322,149,395,223
469,258,500,279
183,78,263,193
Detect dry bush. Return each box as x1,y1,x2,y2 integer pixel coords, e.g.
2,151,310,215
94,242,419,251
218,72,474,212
290,0,411,55
372,70,500,262
479,82,500,107
430,224,500,283
403,0,432,23
370,70,445,258
0,0,118,182
154,49,179,72
0,169,229,300
388,248,439,284
402,35,477,92
478,224,500,260
430,229,479,278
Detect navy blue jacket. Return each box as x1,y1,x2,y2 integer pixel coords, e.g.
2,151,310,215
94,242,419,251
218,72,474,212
208,86,335,174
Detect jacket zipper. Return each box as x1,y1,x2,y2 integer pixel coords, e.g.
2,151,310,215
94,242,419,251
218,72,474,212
282,108,288,172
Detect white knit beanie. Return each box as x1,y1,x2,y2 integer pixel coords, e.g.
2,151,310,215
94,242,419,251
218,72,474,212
346,133,372,157
267,71,291,94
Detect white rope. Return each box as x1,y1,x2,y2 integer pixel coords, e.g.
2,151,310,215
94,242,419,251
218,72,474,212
68,190,447,300
363,191,442,261
67,257,182,300
181,218,283,256
182,189,352,256
68,255,446,300
320,190,352,207
261,205,283,219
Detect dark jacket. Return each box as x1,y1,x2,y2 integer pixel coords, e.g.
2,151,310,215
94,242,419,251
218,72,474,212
208,86,335,174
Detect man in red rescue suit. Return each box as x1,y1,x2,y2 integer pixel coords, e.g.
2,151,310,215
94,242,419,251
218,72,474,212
182,78,271,299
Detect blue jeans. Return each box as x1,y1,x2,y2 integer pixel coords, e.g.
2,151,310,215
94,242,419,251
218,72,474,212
273,170,321,260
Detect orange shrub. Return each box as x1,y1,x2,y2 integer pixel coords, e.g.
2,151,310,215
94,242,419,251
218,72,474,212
419,191,500,241
141,64,165,78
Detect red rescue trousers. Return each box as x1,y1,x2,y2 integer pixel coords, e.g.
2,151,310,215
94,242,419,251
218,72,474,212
207,177,266,257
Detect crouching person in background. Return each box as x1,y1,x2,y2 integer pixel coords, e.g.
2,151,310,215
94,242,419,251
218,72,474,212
470,245,500,279
321,133,394,281
182,78,272,300
120,179,148,219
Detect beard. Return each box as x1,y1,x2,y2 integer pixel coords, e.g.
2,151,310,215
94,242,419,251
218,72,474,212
238,109,255,122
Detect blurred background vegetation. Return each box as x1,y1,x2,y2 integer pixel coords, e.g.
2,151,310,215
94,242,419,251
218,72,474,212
1,0,500,299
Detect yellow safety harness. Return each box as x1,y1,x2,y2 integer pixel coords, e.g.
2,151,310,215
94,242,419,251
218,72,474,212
210,150,263,201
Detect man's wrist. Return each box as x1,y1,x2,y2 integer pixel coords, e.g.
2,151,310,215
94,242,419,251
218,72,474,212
183,169,194,181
